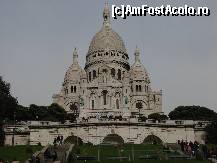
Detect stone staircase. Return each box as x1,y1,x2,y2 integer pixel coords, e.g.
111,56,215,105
26,143,74,163
52,144,71,162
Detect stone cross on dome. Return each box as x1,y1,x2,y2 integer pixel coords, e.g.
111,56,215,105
103,1,111,29
134,46,141,63
73,47,78,64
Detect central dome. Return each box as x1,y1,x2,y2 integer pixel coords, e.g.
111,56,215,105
88,2,126,54
85,2,130,71
88,27,126,53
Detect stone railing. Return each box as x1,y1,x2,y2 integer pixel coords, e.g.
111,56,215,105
6,119,209,131
65,144,74,161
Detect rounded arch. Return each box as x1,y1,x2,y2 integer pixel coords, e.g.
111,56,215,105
102,134,124,145
132,100,146,106
64,135,83,145
143,135,163,145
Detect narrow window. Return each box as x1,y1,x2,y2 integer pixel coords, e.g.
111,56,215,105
89,72,91,82
74,86,76,93
111,68,115,77
139,85,142,92
117,69,121,80
136,85,138,92
92,100,94,109
103,69,107,73
102,90,108,105
71,86,74,93
116,99,119,109
93,70,96,79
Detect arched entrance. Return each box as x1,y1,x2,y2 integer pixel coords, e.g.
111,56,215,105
64,135,83,145
143,135,163,144
102,134,124,145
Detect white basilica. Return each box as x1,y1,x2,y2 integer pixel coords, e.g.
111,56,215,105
4,4,209,147
52,3,162,119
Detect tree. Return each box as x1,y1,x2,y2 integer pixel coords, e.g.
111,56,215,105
29,104,49,121
48,103,67,123
25,145,33,157
205,121,217,144
138,116,147,122
0,76,18,122
70,103,79,117
0,77,69,123
136,102,143,116
169,106,217,121
148,113,168,121
15,105,32,121
66,113,77,123
159,114,168,121
0,122,5,146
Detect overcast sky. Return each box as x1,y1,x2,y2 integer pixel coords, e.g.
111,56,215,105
0,0,216,114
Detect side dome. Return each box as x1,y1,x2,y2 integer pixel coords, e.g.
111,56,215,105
130,62,149,81
64,64,83,82
130,47,150,82
64,48,84,83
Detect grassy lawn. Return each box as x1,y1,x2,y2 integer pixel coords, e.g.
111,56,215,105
69,144,209,163
0,145,43,162
73,160,208,163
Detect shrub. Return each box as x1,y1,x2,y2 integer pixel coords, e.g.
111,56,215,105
195,150,203,160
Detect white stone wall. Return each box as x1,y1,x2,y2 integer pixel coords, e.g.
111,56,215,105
4,134,29,146
28,123,205,146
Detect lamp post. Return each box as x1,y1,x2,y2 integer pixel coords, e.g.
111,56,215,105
97,126,100,162
97,144,100,162
12,112,16,146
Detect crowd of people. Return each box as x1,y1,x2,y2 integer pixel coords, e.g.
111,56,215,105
178,140,217,159
43,149,57,162
53,135,64,146
178,140,200,155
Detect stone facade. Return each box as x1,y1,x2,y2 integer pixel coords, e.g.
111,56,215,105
52,3,162,119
